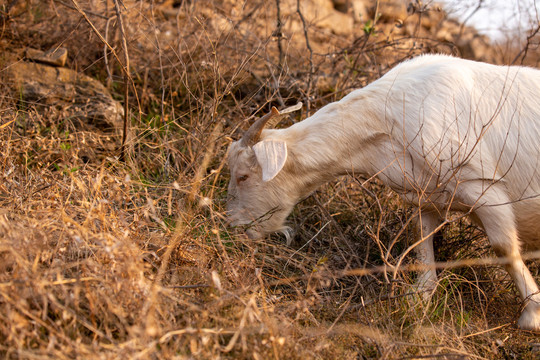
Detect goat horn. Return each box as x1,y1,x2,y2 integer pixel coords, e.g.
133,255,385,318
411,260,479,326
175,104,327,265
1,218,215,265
265,102,303,128
241,106,280,147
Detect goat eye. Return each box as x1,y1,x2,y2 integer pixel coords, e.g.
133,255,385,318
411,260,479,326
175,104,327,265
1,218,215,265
237,174,249,183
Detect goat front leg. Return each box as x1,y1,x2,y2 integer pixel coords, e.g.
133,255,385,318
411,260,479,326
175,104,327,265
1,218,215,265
413,210,440,300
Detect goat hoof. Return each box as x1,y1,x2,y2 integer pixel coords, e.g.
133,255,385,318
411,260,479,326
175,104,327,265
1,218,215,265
518,303,540,331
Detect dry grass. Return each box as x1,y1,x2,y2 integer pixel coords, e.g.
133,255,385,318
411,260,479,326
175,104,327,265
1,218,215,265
1,0,540,359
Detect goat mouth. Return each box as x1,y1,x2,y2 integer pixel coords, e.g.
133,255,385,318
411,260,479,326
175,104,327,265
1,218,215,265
226,218,266,239
226,217,251,228
246,228,263,240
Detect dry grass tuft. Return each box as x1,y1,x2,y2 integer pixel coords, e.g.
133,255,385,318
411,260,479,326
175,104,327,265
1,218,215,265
1,0,540,358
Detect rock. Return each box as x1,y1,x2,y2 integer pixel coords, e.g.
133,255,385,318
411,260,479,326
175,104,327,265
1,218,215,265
302,0,355,36
370,0,407,22
25,47,68,67
332,0,369,22
7,61,123,132
351,0,369,22
279,0,355,36
457,33,494,62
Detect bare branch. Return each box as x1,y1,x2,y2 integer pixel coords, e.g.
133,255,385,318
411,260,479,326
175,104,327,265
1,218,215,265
113,0,130,162
296,0,314,116
512,22,540,65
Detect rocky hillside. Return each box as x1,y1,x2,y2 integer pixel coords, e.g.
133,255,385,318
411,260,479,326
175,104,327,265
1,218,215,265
1,0,502,137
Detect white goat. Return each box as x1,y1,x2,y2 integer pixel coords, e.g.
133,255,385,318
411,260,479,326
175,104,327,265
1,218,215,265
226,54,540,330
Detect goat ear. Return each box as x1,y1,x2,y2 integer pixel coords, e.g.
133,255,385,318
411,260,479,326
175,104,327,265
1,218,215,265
252,139,287,182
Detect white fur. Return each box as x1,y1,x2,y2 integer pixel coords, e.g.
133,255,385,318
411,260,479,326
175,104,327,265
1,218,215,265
226,54,540,330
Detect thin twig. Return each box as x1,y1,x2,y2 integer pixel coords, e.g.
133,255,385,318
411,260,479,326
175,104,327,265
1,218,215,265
150,0,170,174
296,0,314,116
113,0,130,162
275,0,284,69
55,0,109,19
269,249,540,287
168,284,210,289
70,0,123,67
512,23,540,65
458,0,484,38
188,121,223,203
103,16,113,88
461,323,511,338
0,0,19,25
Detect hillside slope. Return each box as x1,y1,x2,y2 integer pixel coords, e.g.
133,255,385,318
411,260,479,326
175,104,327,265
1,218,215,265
0,0,538,358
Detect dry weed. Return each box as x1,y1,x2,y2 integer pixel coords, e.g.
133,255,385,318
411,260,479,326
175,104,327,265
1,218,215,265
0,0,539,359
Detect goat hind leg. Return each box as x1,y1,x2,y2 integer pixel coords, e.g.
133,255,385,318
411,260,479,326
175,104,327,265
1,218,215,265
471,191,540,331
